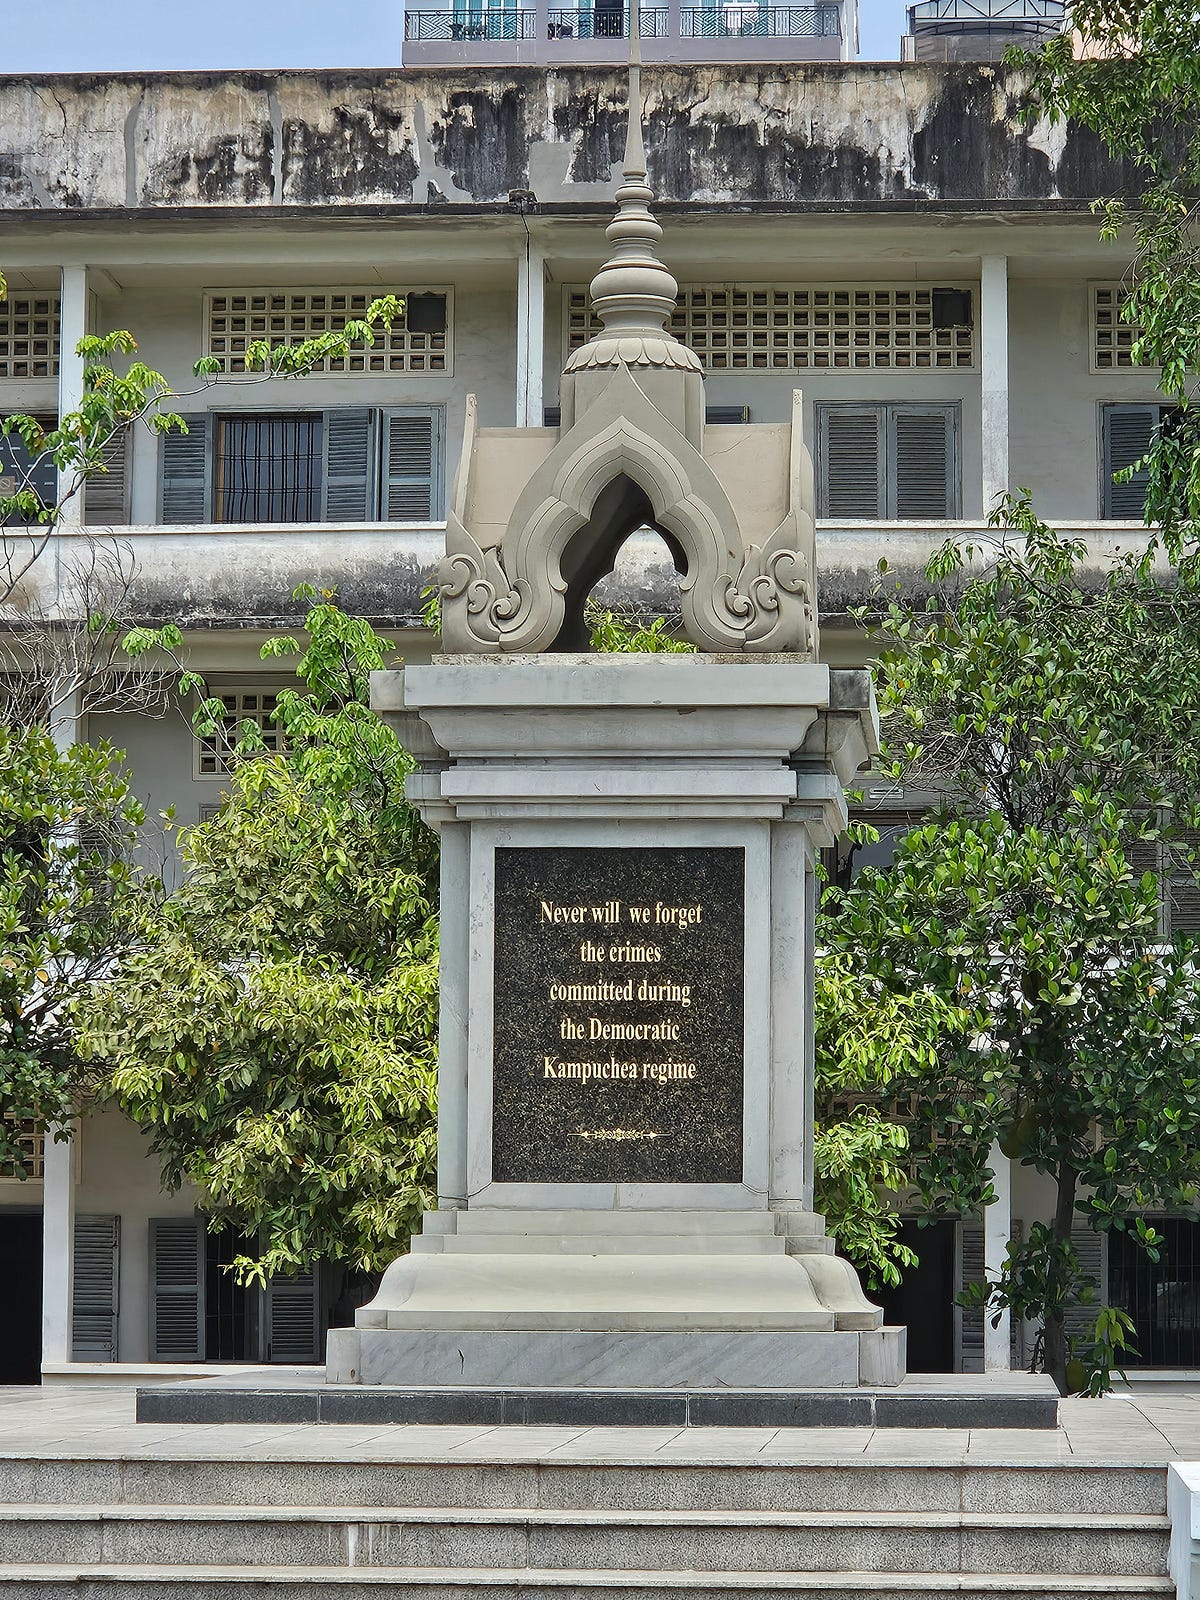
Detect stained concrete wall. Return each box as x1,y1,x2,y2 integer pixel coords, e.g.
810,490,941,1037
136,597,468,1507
0,65,1137,216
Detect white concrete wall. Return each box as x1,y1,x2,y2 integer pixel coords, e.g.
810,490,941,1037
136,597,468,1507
88,281,517,526
76,1107,199,1363
1009,279,1165,522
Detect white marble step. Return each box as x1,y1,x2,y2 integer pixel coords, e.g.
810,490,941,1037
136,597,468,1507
0,1506,1169,1578
410,1234,792,1255
0,1461,1168,1518
0,1563,1175,1597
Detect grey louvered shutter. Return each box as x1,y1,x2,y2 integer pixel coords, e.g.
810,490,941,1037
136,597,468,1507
958,1221,985,1373
1103,404,1159,520
321,408,376,522
72,1214,119,1361
264,1264,320,1362
890,406,958,519
1165,829,1200,937
0,413,59,525
83,428,128,526
1064,1223,1105,1349
149,1216,205,1361
382,407,443,521
819,406,885,518
159,414,211,524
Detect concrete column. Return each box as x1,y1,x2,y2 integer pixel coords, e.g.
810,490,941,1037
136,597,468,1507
515,242,545,428
57,266,90,527
769,818,813,1210
436,822,471,1208
41,1125,76,1368
983,1140,1012,1372
980,255,1009,517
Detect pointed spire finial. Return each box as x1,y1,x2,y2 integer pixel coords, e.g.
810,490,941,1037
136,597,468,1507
562,0,701,375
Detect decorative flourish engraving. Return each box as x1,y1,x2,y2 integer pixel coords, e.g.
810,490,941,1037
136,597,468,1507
571,1129,661,1141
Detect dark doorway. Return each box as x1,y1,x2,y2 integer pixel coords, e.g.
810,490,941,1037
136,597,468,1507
0,1211,43,1383
204,1225,258,1362
1110,1217,1200,1368
877,1219,957,1373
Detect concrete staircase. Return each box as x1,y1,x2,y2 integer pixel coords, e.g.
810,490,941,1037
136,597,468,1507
0,1455,1173,1598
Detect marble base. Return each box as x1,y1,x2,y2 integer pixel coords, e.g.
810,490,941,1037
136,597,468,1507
327,1325,905,1389
328,1207,904,1389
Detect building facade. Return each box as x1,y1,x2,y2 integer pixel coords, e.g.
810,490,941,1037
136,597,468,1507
0,62,1191,1382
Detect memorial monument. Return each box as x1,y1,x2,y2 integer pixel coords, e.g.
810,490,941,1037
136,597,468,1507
325,23,904,1392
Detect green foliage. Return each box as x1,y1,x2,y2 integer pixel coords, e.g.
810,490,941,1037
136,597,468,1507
813,952,972,1288
1017,4,1200,558
0,725,148,1171
79,593,438,1281
586,606,696,653
826,502,1200,1392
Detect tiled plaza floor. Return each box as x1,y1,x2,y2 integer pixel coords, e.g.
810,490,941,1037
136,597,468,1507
0,1384,1195,1465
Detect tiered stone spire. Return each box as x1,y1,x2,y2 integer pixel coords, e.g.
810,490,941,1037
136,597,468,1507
563,0,701,375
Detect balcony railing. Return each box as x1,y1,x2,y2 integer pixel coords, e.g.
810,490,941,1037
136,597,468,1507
405,8,538,38
681,3,839,34
404,3,840,40
908,0,1065,32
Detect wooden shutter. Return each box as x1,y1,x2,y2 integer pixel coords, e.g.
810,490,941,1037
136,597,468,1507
958,1221,985,1373
321,408,376,522
72,1214,119,1361
0,413,59,525
1103,404,1159,520
83,428,128,526
1064,1222,1105,1349
149,1216,205,1361
264,1265,321,1362
818,406,885,518
159,414,211,524
382,407,443,521
1165,829,1200,937
890,406,958,519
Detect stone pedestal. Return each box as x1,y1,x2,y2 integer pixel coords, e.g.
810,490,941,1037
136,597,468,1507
326,654,906,1391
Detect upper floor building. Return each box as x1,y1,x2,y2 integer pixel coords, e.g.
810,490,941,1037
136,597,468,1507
401,0,856,66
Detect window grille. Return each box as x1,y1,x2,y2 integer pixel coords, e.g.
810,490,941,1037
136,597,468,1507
205,288,450,375
1092,284,1146,371
0,294,60,380
1,1116,44,1179
217,415,323,523
564,284,976,371
196,689,286,778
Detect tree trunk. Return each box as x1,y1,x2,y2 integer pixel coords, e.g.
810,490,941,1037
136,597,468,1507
1043,1162,1079,1396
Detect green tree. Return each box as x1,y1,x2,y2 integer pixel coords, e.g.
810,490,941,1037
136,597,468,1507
76,595,439,1285
824,505,1200,1393
1021,3,1200,558
0,725,149,1174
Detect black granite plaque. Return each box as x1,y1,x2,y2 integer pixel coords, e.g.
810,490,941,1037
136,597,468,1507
491,846,745,1184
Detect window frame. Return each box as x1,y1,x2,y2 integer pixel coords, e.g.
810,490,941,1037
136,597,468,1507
814,400,962,521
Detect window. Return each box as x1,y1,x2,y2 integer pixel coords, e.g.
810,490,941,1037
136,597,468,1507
0,1116,44,1180
564,283,977,372
159,406,444,525
196,688,286,778
0,293,59,379
816,402,960,519
0,413,58,525
149,1216,321,1363
204,287,451,375
1101,402,1174,520
1110,1218,1200,1367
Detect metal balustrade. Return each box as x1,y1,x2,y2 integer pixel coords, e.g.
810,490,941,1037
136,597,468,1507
546,6,668,37
405,9,538,39
404,1,840,41
681,3,840,35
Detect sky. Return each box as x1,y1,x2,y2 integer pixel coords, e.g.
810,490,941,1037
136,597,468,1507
0,0,903,71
